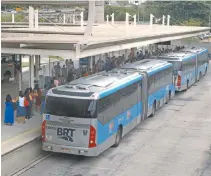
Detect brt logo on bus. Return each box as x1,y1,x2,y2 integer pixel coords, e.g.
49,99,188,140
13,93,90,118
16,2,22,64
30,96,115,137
57,128,75,142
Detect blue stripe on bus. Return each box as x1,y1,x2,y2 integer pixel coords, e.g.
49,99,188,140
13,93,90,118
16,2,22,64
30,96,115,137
148,63,173,76
198,49,208,55
148,84,175,107
183,55,196,62
99,76,142,99
181,69,196,85
198,63,208,75
97,101,142,145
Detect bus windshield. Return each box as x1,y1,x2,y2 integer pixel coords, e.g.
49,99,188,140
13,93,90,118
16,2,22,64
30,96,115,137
45,96,97,118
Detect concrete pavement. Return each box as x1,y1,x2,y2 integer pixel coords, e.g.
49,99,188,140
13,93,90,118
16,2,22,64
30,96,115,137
17,62,211,176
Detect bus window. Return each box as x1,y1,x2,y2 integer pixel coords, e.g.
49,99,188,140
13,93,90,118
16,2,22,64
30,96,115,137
168,61,182,72
45,96,97,118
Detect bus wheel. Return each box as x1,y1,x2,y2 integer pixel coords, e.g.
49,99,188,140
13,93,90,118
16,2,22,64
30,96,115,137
150,102,156,117
185,80,189,91
199,72,202,80
204,68,207,76
165,91,171,104
113,126,122,147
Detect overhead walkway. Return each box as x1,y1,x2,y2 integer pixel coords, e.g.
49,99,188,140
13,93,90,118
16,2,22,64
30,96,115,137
1,0,88,5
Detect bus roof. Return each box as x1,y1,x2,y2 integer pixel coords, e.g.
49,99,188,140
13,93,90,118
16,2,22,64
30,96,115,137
181,47,208,54
121,59,172,75
49,70,142,99
158,52,196,62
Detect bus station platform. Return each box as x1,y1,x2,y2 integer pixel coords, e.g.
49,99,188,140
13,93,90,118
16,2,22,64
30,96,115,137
1,56,65,156
1,112,42,155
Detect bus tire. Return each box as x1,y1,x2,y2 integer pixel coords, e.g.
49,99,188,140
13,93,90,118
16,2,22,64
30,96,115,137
185,80,189,91
165,91,171,104
113,126,122,147
199,72,202,80
150,102,156,117
204,67,207,76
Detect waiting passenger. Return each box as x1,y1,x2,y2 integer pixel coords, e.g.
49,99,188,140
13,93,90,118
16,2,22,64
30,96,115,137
16,91,26,123
34,85,42,112
4,94,15,126
24,88,31,120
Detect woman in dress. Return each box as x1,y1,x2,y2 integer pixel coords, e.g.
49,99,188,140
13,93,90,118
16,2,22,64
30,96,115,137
4,94,14,126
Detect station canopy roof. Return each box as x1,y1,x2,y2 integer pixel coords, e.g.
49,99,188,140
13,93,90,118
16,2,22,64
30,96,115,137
1,24,210,59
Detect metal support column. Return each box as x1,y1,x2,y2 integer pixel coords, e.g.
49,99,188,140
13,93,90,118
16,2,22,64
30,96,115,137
90,56,93,72
12,13,15,23
63,14,66,24
19,55,23,91
29,55,35,88
35,55,39,81
125,49,129,62
34,9,39,28
49,58,51,76
29,6,34,28
84,0,95,38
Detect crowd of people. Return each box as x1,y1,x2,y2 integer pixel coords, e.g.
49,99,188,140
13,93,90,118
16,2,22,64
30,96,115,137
4,46,185,126
48,46,186,87
4,84,49,125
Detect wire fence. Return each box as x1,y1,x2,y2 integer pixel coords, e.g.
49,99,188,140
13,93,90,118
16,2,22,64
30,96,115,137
1,12,28,22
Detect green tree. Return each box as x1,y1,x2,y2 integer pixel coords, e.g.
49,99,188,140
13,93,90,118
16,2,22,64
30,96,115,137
181,18,202,26
105,6,137,21
105,1,211,26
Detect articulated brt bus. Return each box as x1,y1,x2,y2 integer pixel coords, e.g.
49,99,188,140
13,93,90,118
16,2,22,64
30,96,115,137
158,52,197,91
181,47,209,81
42,70,144,156
121,59,175,117
42,59,175,156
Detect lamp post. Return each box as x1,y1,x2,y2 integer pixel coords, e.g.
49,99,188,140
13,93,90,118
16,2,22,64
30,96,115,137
162,15,166,26
150,14,154,28
80,11,84,28
126,12,130,34
110,13,114,25
167,15,171,26
133,14,137,26
106,15,109,24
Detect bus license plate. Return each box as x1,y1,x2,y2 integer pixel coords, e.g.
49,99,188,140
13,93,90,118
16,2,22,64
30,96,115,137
61,148,70,152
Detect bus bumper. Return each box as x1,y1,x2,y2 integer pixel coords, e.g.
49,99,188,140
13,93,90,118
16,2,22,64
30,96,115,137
42,142,99,156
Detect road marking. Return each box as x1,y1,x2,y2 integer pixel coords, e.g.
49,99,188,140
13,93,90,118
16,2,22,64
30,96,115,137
1,126,41,146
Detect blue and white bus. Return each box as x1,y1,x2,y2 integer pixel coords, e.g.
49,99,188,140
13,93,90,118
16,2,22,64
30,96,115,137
42,70,144,156
42,59,175,156
158,52,197,91
181,47,209,81
121,59,175,117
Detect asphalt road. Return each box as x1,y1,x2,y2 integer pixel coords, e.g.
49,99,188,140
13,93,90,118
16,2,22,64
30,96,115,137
17,62,211,176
